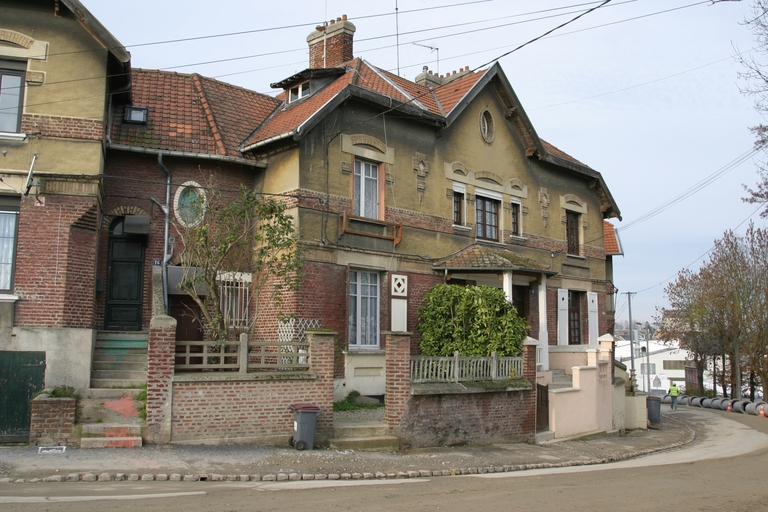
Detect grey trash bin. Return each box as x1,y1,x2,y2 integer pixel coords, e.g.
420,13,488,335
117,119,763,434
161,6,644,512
647,396,661,424
288,403,321,450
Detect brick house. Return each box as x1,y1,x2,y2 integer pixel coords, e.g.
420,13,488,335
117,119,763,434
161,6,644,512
1,2,622,444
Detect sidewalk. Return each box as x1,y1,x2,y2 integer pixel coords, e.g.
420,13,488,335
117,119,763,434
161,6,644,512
0,411,694,484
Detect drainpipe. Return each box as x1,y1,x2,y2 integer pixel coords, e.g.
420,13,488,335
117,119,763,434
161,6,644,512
157,154,172,315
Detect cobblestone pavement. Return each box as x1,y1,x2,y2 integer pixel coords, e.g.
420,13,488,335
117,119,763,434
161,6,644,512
0,410,695,484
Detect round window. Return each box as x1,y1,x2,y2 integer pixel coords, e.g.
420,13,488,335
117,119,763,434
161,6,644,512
480,109,495,143
174,181,205,227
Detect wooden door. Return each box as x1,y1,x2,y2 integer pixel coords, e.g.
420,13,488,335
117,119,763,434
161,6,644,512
0,351,45,442
105,220,145,331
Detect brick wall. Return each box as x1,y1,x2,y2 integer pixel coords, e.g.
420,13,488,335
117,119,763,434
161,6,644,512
21,114,103,141
15,195,99,328
29,395,77,447
168,331,335,444
386,334,536,448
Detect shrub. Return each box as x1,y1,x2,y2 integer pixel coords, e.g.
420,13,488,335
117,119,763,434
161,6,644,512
416,284,527,357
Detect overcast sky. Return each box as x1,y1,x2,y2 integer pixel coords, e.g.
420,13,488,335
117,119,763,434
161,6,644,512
85,0,765,324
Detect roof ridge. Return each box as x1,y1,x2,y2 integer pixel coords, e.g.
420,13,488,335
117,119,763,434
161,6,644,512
192,74,227,157
364,61,427,111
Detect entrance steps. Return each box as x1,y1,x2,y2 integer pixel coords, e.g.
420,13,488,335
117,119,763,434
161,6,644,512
89,331,148,392
78,396,144,449
80,424,142,449
328,421,399,451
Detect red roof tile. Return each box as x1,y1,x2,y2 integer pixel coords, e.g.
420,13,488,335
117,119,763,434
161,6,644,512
604,221,623,255
433,70,485,115
541,140,589,168
110,69,280,160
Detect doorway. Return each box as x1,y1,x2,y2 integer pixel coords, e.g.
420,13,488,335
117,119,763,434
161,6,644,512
104,217,145,331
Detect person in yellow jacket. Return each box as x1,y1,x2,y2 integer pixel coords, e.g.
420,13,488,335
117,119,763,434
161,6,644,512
669,383,679,410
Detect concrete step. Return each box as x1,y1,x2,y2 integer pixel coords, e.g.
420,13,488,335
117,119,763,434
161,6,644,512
80,437,143,449
91,370,147,380
328,436,399,451
81,423,142,437
94,341,148,351
97,331,149,340
535,431,555,443
92,361,147,372
92,353,148,363
89,379,146,389
86,388,143,399
333,421,389,439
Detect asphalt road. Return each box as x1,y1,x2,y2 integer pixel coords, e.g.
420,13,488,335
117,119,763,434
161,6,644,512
2,408,767,512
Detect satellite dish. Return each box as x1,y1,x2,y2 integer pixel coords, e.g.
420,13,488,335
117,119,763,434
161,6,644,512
24,153,38,196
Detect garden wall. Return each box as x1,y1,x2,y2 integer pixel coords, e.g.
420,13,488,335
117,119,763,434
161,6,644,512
29,395,77,447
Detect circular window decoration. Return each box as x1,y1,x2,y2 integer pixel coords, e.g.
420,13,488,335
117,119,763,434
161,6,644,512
173,181,205,227
479,109,495,143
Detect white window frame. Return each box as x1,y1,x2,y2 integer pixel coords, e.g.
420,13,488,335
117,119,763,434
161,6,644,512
348,270,380,349
0,201,19,293
353,159,379,219
509,200,522,237
453,183,466,226
288,81,310,103
475,189,502,242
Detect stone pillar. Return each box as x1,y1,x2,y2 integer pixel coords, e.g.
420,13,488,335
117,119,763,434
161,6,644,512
145,314,176,444
384,331,411,436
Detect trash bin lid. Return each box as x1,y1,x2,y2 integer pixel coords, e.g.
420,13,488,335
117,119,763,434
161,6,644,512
289,403,321,411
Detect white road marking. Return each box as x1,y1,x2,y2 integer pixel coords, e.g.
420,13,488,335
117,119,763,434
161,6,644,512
256,478,428,491
0,491,206,504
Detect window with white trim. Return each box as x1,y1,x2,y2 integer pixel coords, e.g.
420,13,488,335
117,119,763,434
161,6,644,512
510,201,521,237
353,159,379,219
453,183,466,225
349,270,379,348
0,196,20,293
289,81,310,103
476,193,501,241
0,60,25,134
174,181,206,228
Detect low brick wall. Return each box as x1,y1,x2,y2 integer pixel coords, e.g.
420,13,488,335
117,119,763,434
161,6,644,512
398,387,534,447
167,331,336,445
29,395,77,447
387,333,537,448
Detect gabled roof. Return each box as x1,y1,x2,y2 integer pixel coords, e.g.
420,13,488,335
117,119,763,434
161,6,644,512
604,221,624,256
433,244,556,274
109,69,280,166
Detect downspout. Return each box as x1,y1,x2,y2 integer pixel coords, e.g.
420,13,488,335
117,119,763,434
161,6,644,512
157,154,172,315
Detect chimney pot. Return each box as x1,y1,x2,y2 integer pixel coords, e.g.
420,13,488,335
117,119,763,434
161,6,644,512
342,14,347,20
337,17,342,22
330,19,335,24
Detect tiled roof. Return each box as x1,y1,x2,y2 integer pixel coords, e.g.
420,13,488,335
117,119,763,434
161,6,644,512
541,140,589,168
110,69,280,160
433,244,551,272
243,60,488,148
604,221,623,255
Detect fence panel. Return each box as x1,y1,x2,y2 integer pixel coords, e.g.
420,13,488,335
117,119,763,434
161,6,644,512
411,353,524,383
175,341,240,372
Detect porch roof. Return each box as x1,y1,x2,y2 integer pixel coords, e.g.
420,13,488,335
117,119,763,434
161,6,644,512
432,245,556,275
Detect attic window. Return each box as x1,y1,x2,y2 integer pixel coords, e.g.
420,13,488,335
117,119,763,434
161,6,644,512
289,82,310,103
480,109,494,143
124,106,148,124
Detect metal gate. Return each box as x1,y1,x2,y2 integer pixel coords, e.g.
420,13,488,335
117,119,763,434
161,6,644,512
536,383,549,433
0,351,45,443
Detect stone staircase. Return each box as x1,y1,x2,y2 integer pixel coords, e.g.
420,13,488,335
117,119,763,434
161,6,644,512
89,331,148,393
78,395,144,449
80,423,143,449
328,421,399,451
549,369,573,390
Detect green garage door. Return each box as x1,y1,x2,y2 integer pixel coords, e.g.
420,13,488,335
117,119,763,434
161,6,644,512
0,351,45,443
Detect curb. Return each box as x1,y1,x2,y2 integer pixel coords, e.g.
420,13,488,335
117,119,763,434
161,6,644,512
0,415,697,485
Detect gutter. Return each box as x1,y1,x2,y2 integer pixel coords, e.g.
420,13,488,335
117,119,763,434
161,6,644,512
107,144,267,168
241,130,297,154
156,155,172,316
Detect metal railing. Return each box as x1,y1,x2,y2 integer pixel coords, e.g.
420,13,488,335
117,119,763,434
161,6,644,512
410,351,523,383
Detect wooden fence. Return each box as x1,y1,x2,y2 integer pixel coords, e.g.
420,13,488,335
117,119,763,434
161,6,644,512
174,335,309,373
410,351,524,383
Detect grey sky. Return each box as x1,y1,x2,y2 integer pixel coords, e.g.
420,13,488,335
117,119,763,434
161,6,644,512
86,0,764,323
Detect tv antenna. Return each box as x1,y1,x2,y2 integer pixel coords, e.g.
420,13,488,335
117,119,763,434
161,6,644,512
412,42,439,75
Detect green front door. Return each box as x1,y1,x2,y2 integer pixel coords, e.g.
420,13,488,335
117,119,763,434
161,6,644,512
105,218,145,331
0,351,45,443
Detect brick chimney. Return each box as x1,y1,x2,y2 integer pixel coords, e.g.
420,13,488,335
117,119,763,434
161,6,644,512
307,15,356,68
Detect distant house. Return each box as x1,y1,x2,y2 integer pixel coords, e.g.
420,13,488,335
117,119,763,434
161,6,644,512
615,338,694,395
1,4,623,444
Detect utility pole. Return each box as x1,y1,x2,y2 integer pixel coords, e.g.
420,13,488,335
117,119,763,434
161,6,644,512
625,292,637,395
645,324,651,394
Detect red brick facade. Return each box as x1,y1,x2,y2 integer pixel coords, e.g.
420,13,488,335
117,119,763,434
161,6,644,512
21,114,104,141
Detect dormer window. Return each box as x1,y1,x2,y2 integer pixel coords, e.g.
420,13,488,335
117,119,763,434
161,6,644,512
289,82,310,103
124,106,148,124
